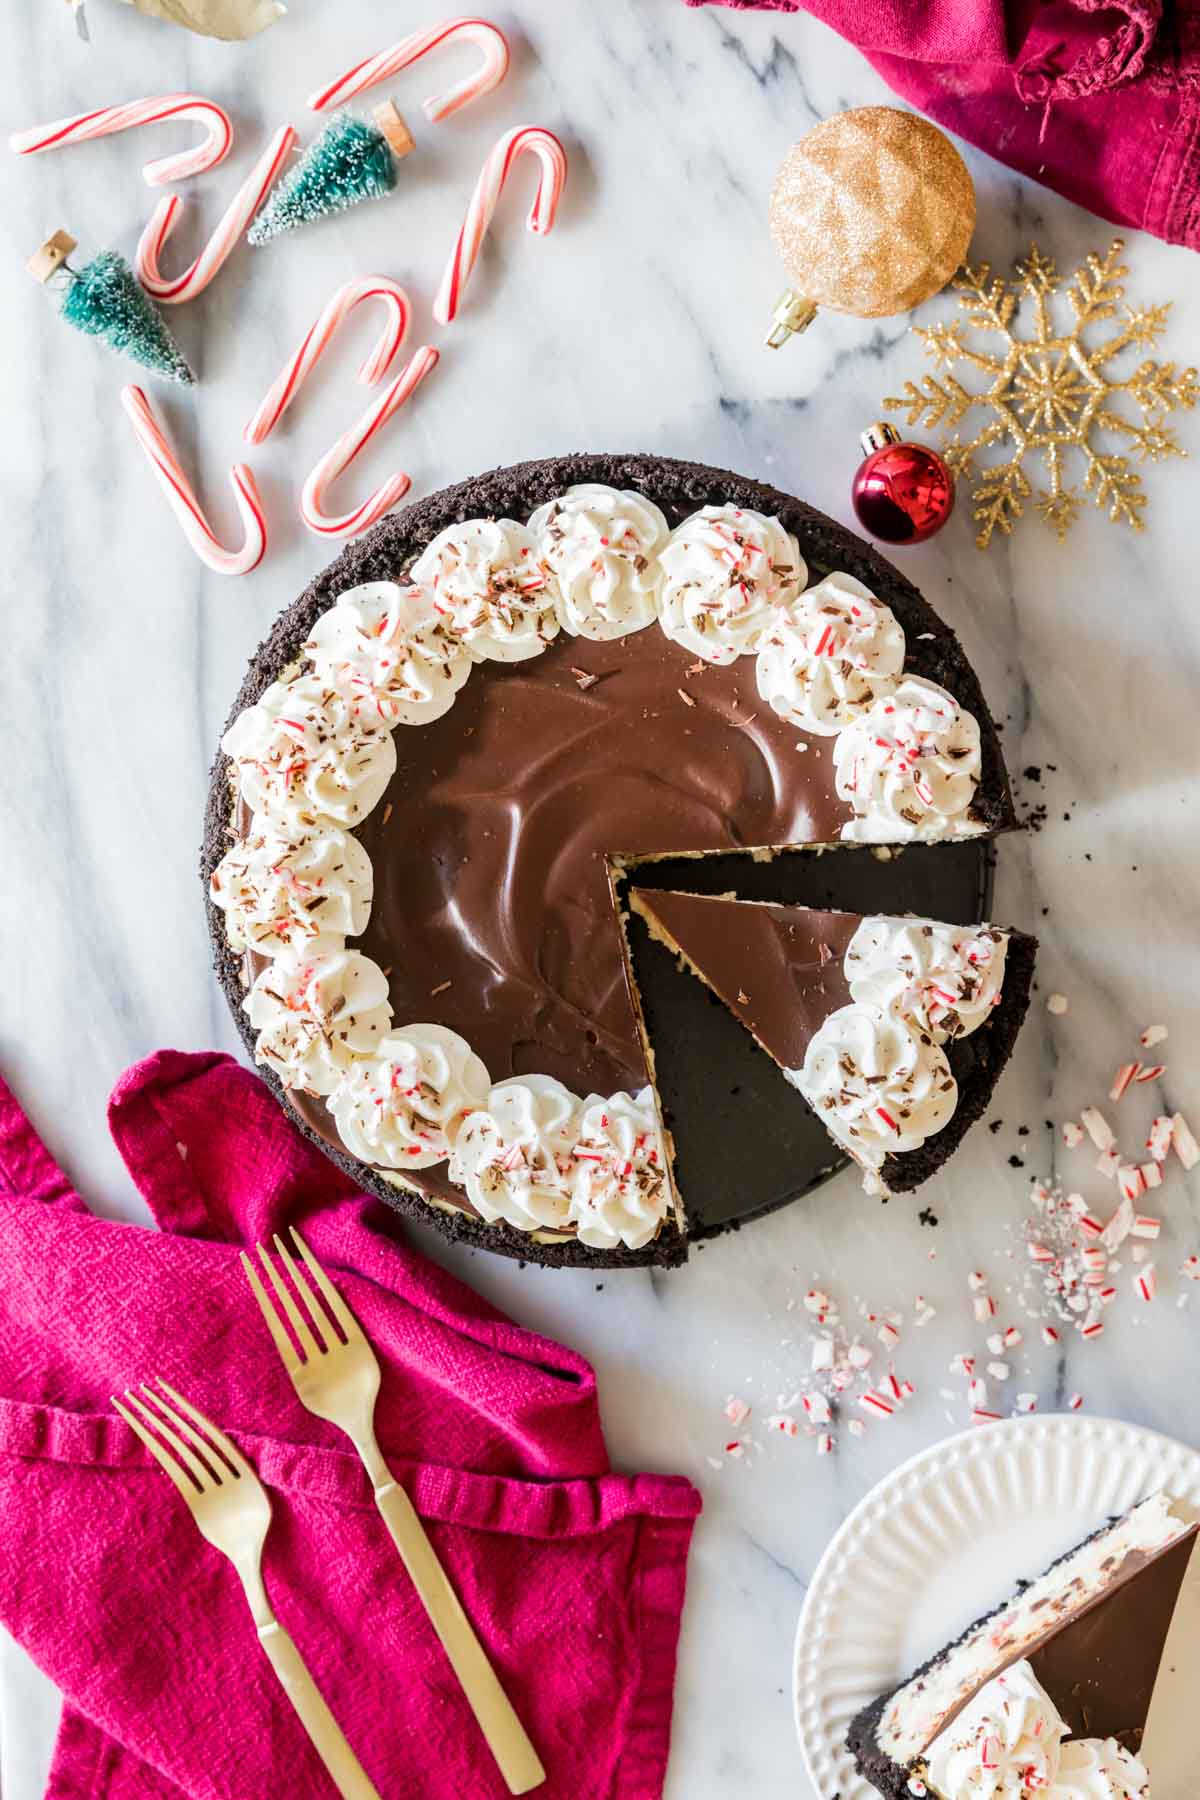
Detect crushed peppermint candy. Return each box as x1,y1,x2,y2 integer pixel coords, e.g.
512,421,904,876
1110,1063,1140,1102
1141,1024,1169,1048
1147,1116,1174,1162
1081,1107,1115,1151
1046,993,1069,1015
1172,1113,1200,1170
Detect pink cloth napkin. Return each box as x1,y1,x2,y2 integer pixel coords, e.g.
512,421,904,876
0,1050,700,1799
686,0,1200,250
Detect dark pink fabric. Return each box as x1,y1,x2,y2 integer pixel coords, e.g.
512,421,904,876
0,1051,700,1799
687,0,1200,250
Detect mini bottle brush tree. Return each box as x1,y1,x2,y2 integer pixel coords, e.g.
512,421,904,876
27,232,194,385
248,106,414,244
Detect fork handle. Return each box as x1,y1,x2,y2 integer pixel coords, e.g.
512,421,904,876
257,1619,382,1800
373,1479,547,1795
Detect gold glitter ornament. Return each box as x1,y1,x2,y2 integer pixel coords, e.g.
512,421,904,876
766,107,975,347
882,238,1198,548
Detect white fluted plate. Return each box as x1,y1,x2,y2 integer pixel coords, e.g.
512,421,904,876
793,1413,1200,1798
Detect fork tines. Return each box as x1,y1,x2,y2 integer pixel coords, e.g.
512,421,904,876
112,1379,246,1494
240,1228,361,1370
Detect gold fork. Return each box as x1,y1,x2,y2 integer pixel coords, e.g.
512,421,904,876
112,1379,381,1800
241,1230,546,1796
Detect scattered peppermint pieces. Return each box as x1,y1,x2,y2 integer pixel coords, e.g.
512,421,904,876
1172,1113,1199,1170
1046,993,1069,1015
1081,1107,1115,1151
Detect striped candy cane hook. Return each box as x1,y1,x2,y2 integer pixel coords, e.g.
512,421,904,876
136,126,296,304
308,16,509,123
433,125,567,325
10,94,233,186
243,276,413,446
120,386,267,577
300,345,439,541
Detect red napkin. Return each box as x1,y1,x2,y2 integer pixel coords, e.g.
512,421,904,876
685,0,1200,249
0,1051,700,1798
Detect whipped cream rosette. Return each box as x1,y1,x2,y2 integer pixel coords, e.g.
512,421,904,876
329,1024,490,1170
792,1000,957,1185
845,916,1008,1041
833,674,982,842
303,580,473,727
244,936,392,1095
923,1663,1066,1798
755,571,905,735
410,517,560,662
922,1661,1149,1800
221,672,397,834
448,1074,582,1233
658,503,805,664
528,483,669,640
209,820,373,957
1052,1739,1148,1799
566,1089,670,1250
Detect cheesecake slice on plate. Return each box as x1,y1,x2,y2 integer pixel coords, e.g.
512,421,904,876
844,1489,1197,1798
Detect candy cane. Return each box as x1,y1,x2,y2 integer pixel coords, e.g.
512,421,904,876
308,16,509,123
10,94,233,186
433,125,567,325
243,277,412,446
136,126,296,305
120,386,267,577
300,345,439,540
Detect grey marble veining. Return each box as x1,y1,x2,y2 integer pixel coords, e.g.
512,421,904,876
2,3,1200,1795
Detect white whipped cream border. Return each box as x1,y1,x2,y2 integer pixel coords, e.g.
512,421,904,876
218,489,990,1249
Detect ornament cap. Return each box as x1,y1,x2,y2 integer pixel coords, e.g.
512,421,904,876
372,100,415,161
27,230,77,284
860,421,902,457
765,287,818,349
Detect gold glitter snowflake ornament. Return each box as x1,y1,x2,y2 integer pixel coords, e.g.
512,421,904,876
883,239,1197,548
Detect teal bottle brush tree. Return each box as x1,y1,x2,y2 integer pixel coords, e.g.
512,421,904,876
27,230,194,385
248,104,415,244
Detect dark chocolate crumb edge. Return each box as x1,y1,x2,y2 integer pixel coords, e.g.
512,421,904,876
202,451,1017,1271
881,926,1037,1194
843,1508,1151,1797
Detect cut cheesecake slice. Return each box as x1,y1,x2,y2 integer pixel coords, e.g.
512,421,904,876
626,888,1035,1194
846,1490,1199,1798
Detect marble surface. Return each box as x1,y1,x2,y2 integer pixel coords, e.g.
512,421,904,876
3,2,1200,1795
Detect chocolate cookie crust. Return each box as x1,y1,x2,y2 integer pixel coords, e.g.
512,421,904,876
203,452,1018,1269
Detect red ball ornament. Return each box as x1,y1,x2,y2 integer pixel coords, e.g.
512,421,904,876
851,423,954,545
